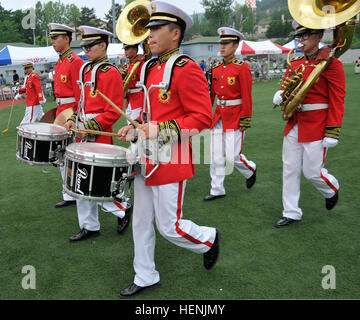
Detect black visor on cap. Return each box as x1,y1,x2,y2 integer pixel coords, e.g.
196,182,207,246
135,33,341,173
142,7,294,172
145,19,172,29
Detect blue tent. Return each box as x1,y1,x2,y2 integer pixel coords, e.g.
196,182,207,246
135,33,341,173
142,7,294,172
0,45,59,66
0,46,12,65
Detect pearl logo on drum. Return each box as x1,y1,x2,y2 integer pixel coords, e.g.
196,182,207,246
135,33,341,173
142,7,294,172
75,167,88,195
23,141,33,161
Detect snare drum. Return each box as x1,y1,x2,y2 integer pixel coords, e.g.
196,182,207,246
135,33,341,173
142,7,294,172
64,142,132,202
16,123,72,165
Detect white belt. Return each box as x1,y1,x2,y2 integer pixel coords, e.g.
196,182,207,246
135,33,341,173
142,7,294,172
217,98,242,107
298,103,328,112
56,97,76,105
128,88,142,94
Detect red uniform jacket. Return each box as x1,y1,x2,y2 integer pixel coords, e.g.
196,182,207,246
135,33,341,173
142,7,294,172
283,54,345,142
210,57,253,131
19,72,44,107
140,49,213,186
122,55,145,111
54,49,84,116
79,57,123,144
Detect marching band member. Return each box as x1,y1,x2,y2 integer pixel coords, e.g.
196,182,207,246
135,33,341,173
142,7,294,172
273,23,345,227
117,1,220,297
17,62,45,125
64,26,131,241
121,43,145,124
49,23,84,209
204,27,257,202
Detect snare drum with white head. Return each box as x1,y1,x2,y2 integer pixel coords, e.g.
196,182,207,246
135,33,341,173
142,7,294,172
64,142,132,202
16,123,72,165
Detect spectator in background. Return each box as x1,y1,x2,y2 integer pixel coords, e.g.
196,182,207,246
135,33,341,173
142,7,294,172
39,70,48,96
48,67,55,98
273,60,278,71
260,58,268,82
199,59,206,72
0,74,6,85
13,70,19,84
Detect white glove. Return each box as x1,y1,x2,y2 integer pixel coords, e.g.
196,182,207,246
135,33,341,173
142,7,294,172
40,97,47,105
322,137,338,148
273,90,283,105
14,93,21,100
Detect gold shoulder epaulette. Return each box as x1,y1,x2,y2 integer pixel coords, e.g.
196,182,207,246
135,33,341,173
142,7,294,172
100,65,112,73
291,55,304,62
67,54,74,63
213,60,223,69
175,58,188,67
233,58,244,66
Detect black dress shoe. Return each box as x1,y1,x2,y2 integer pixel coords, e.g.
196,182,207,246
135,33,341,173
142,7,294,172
275,217,300,228
204,229,221,270
326,192,338,210
69,229,100,242
246,169,257,189
203,194,226,201
55,200,76,208
119,281,160,297
117,206,133,234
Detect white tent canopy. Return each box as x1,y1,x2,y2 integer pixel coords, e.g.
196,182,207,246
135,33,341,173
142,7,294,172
236,40,290,55
0,45,59,66
283,40,326,52
78,43,144,61
217,40,290,57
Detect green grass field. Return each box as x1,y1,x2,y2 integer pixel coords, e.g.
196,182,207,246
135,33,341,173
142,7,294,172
0,64,359,300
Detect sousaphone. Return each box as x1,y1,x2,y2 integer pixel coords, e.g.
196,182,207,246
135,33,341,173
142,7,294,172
275,0,360,120
116,0,151,94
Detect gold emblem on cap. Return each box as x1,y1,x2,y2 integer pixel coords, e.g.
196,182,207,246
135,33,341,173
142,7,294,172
80,29,85,36
221,29,225,35
151,2,156,12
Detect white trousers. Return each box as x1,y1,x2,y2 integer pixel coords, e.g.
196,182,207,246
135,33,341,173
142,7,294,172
76,199,128,231
60,166,75,201
20,105,44,125
210,119,256,196
132,176,216,287
282,125,339,220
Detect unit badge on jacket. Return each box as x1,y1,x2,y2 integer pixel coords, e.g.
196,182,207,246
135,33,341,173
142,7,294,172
61,75,67,83
90,90,98,98
227,77,235,85
158,90,171,104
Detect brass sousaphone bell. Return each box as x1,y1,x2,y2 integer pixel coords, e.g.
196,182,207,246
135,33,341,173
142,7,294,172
276,0,360,120
116,0,151,94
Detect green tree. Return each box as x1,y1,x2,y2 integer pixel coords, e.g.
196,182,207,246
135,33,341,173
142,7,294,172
201,0,234,34
79,7,100,27
266,20,292,38
232,3,253,34
104,3,123,31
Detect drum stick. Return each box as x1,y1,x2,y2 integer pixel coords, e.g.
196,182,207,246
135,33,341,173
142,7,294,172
95,89,139,128
71,128,121,137
2,97,16,135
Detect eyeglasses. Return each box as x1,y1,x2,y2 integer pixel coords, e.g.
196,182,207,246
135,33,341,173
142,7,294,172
81,41,100,52
294,32,320,41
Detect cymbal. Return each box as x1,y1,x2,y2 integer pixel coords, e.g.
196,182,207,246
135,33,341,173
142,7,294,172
54,107,75,127
40,107,57,123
